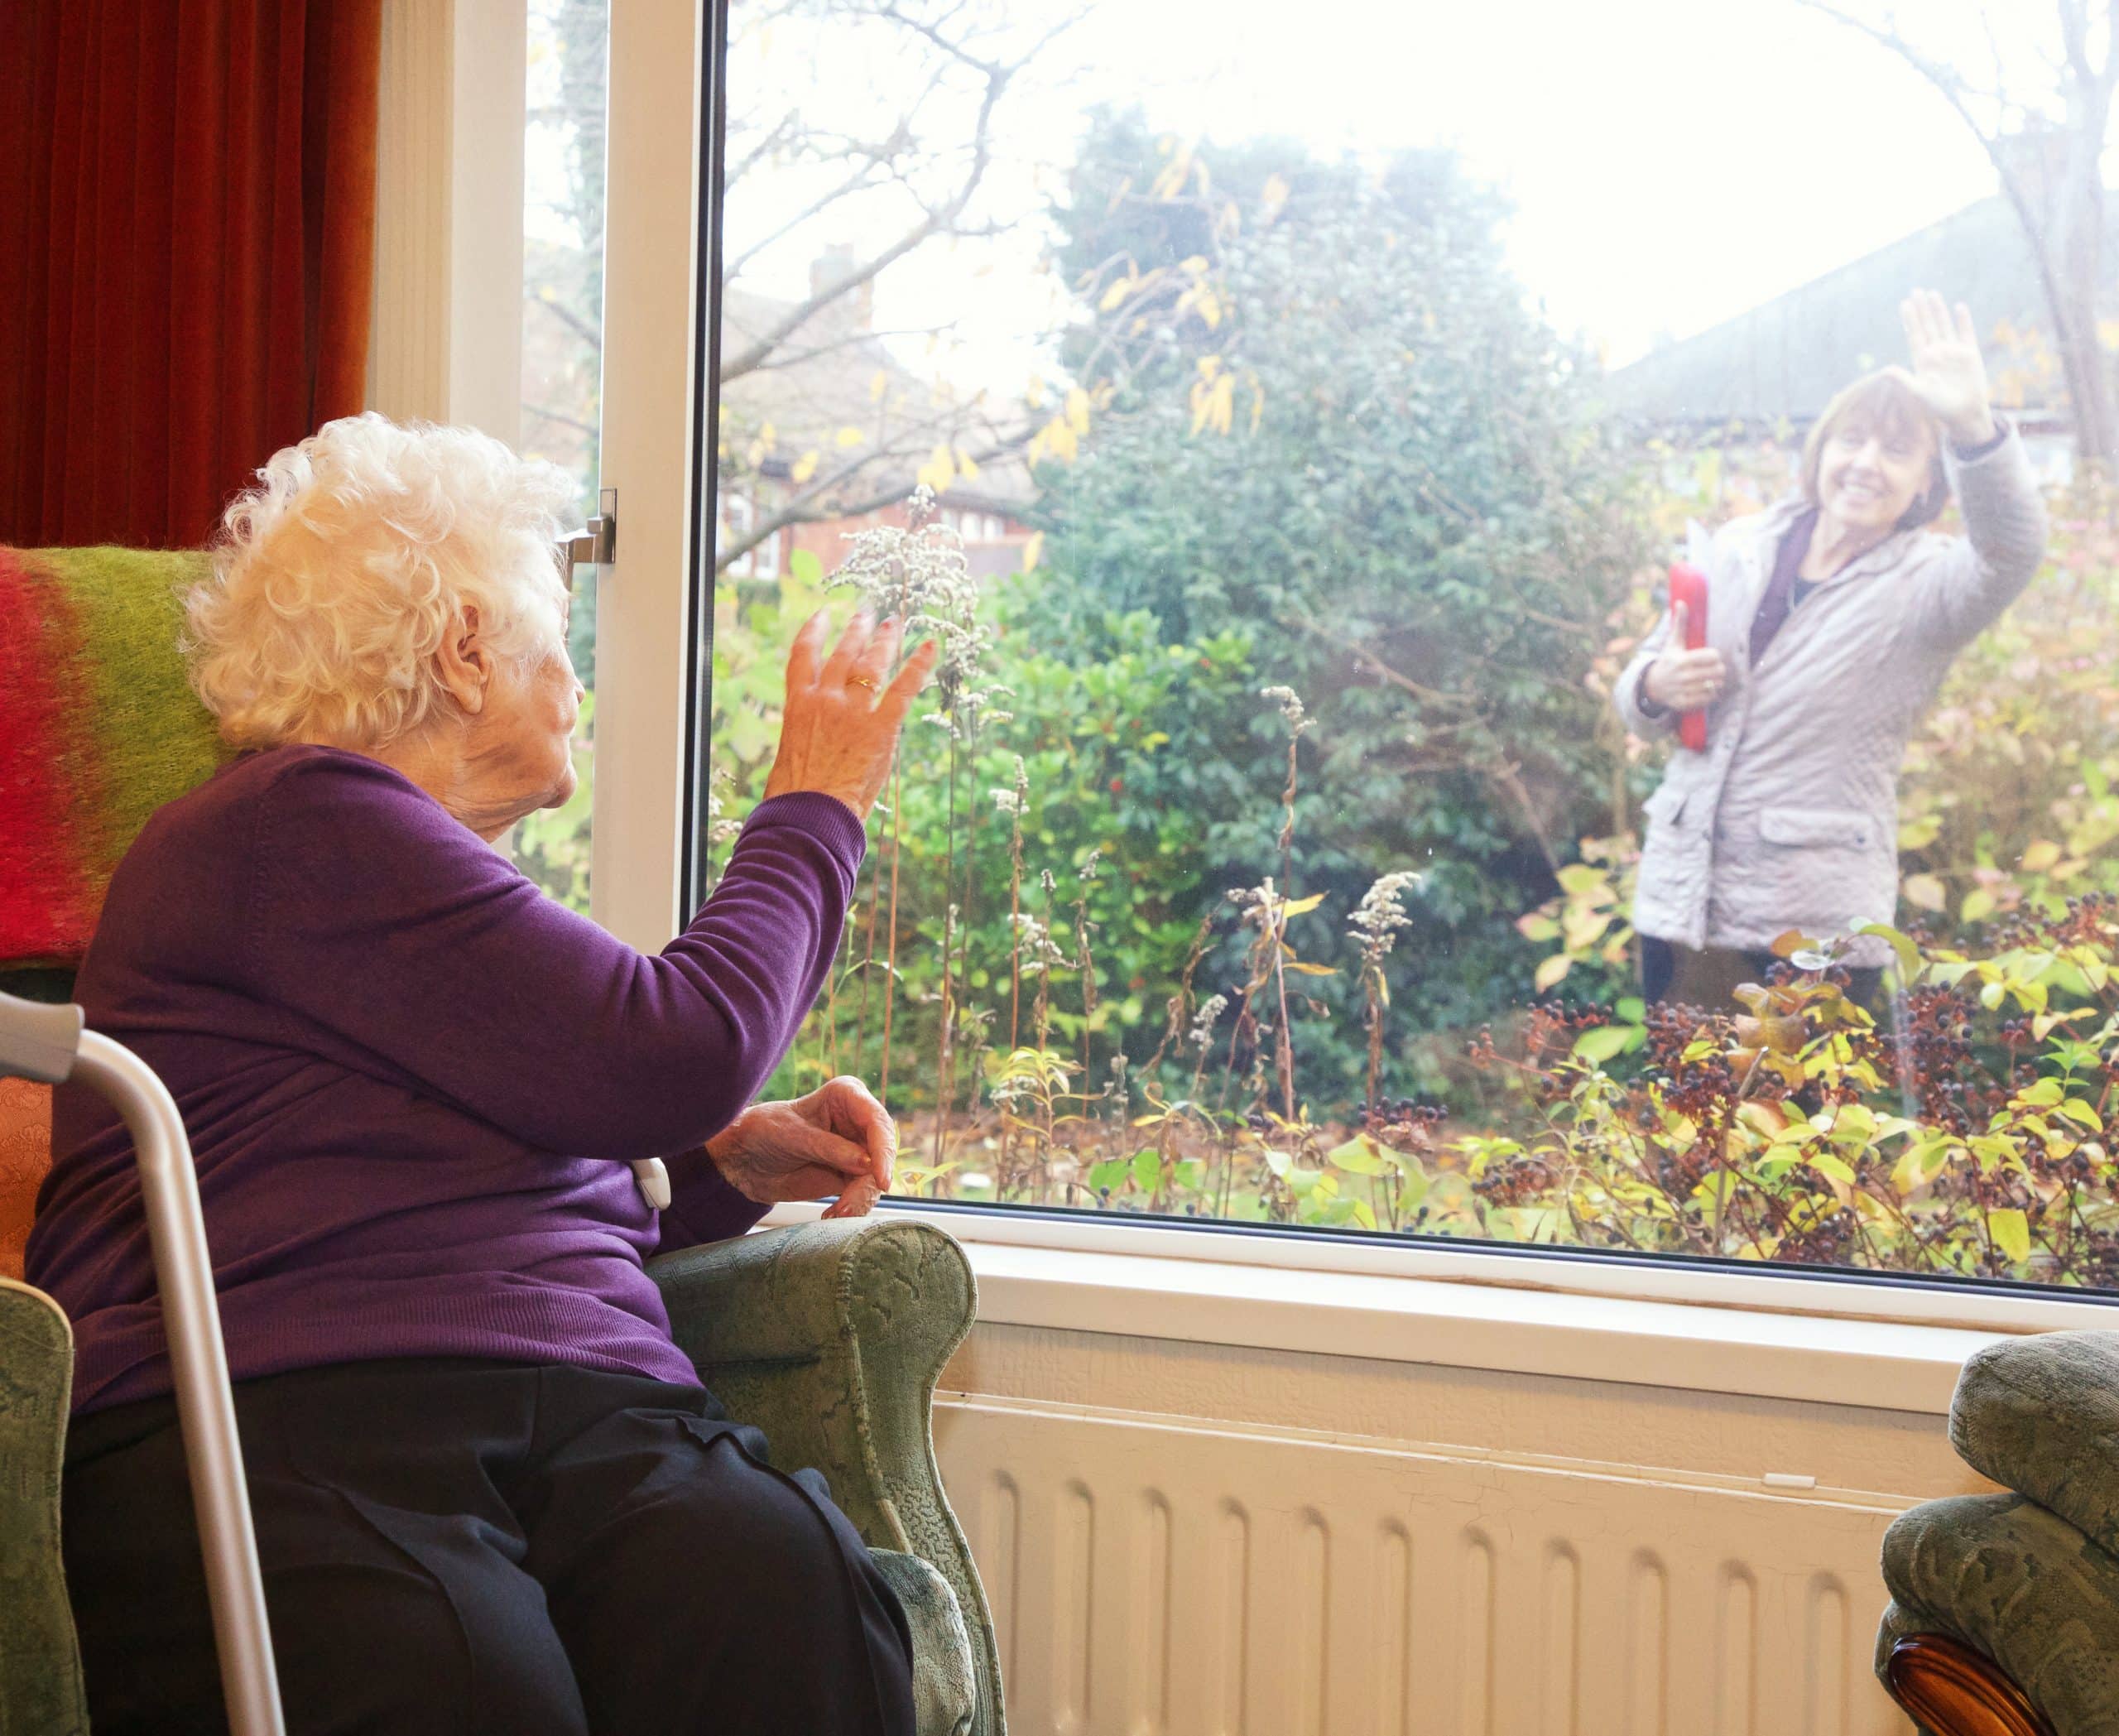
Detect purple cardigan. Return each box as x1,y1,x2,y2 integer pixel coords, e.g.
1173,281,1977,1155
24,746,865,1414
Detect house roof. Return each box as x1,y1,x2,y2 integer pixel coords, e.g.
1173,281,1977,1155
717,284,1036,512
1605,195,2087,432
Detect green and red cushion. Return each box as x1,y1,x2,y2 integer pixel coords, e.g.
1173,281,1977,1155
0,547,230,969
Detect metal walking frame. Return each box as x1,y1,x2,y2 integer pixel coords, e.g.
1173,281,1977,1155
0,988,286,1736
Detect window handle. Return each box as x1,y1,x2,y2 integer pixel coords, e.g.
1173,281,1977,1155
561,486,618,569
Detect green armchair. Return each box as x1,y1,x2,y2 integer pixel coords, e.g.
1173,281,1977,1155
0,1188,1002,1736
1876,1330,2119,1736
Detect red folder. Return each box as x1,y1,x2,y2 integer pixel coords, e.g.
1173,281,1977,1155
1667,561,1709,752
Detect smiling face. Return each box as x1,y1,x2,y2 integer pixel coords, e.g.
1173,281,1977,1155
1818,414,1937,533
1804,371,1946,537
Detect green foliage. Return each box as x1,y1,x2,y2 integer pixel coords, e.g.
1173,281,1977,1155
1483,911,2119,1284
709,555,1259,1104
1896,503,2119,935
1015,116,1655,1090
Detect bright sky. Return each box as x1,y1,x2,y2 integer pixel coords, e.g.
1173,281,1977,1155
716,0,2072,392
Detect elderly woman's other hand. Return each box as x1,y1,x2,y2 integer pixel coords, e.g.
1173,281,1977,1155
1899,288,1996,447
763,611,938,820
704,1075,897,1214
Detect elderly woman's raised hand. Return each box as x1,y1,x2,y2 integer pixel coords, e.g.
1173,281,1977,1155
704,1075,897,1214
763,611,938,820
1899,288,1996,447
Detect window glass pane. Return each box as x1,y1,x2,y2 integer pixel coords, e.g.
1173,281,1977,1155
710,0,2114,1291
517,0,608,911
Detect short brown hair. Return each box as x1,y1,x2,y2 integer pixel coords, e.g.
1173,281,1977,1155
1799,368,1950,531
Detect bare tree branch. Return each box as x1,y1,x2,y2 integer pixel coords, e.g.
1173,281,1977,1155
724,109,800,192
718,67,1010,381
526,403,600,440
716,416,1038,573
530,292,604,356
743,323,957,372
1788,0,2119,462
718,7,1084,383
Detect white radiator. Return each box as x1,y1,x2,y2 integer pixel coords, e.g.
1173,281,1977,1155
934,1394,1917,1736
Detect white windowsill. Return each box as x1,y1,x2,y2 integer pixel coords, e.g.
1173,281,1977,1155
761,1200,2119,1415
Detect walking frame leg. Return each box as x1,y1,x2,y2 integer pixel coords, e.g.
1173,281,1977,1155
1,993,286,1736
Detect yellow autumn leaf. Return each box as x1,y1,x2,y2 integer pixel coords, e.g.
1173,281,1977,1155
1533,953,1574,993
1183,284,1223,328
1180,254,1209,276
869,370,888,402
915,444,956,493
1064,387,1090,435
1150,147,1191,201
835,426,867,447
1026,372,1047,408
1989,1207,2030,1264
1282,892,1327,916
790,450,819,484
1021,531,1044,573
758,422,776,452
1259,173,1290,222
1099,274,1136,312
2020,839,2063,874
954,449,981,482
1901,873,1947,913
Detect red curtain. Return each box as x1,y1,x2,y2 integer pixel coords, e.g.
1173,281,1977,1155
0,1,382,550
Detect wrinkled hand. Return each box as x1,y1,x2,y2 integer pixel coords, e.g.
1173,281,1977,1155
1643,601,1727,711
705,1075,897,1216
762,611,938,820
1900,287,1996,446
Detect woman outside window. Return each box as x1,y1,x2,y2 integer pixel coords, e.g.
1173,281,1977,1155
1612,289,2049,1009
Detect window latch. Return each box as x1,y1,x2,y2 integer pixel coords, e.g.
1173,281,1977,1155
562,486,617,569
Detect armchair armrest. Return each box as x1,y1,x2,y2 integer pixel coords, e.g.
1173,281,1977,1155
1878,1493,2119,1734
0,1279,89,1735
1951,1332,2119,1557
646,1216,1002,1736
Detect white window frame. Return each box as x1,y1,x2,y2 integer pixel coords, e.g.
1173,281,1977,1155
590,0,705,955
589,0,2119,1355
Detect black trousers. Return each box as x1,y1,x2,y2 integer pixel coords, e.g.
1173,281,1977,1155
1639,935,1883,1012
61,1358,918,1736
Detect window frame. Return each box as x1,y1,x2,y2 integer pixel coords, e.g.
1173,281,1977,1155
589,0,2119,1336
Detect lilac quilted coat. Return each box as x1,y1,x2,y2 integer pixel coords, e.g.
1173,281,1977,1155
1612,428,2048,964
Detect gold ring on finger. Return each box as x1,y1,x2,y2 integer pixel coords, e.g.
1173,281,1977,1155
852,676,877,690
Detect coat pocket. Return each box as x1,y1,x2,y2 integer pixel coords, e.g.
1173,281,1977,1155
1758,805,1875,850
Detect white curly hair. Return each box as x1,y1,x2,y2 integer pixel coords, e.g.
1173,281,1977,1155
185,413,580,749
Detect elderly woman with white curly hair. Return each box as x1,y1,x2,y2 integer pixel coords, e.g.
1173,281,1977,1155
26,413,935,1736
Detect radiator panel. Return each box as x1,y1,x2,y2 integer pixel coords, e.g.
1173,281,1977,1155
934,1396,1915,1736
